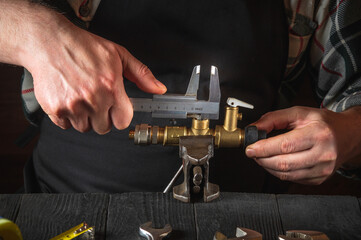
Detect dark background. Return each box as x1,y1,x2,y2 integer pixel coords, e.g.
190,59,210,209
0,64,37,193
1,63,361,196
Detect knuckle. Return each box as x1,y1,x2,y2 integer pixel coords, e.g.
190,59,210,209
280,138,295,154
116,113,133,130
311,178,326,185
316,126,334,143
53,107,67,119
116,121,130,130
321,151,337,162
94,123,112,135
321,165,334,177
117,45,127,55
95,129,108,135
103,43,117,60
74,125,87,133
260,112,272,120
277,160,290,172
66,99,79,113
138,63,151,77
98,75,117,94
81,88,97,106
278,172,290,181
73,121,90,133
260,147,268,157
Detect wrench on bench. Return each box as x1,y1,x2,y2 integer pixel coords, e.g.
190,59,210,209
139,222,172,240
278,230,329,240
214,227,262,240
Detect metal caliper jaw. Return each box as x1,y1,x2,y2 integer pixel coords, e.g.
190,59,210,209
130,65,221,121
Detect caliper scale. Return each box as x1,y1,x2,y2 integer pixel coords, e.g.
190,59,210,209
129,65,266,202
130,65,220,120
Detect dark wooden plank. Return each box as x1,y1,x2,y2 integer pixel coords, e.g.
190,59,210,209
277,194,361,240
194,192,283,240
0,194,22,221
15,193,109,240
106,192,196,240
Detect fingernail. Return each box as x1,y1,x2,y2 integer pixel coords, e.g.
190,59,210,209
154,79,167,91
246,147,255,158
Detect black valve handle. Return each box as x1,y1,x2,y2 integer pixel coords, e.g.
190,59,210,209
244,125,267,148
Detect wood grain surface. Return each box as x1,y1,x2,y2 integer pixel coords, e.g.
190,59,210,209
15,193,109,240
1,193,361,240
194,192,283,240
277,194,361,240
0,194,22,221
106,192,196,240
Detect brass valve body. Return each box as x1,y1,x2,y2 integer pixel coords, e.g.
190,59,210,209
129,107,246,148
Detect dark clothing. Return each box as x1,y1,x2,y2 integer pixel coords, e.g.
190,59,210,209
26,0,288,193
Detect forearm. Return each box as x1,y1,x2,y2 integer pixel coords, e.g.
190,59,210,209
0,0,70,68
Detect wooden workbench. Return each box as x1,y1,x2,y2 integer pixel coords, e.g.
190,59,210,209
1,193,360,239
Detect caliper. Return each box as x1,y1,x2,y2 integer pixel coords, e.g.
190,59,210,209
129,65,266,202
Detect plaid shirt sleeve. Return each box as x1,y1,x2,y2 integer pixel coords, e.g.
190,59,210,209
284,0,361,180
283,0,361,112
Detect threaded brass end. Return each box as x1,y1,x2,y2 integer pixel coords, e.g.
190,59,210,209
129,130,135,140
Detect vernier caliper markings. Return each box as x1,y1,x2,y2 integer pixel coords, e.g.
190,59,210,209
130,65,221,120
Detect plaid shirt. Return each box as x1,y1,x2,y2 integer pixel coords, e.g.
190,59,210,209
282,0,361,112
21,0,361,121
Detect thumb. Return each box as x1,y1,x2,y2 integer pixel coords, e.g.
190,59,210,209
117,46,167,94
252,107,305,133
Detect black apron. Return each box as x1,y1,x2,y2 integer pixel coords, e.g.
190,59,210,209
26,0,288,193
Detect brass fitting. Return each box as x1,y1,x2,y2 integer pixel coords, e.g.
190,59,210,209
129,106,246,148
214,106,244,148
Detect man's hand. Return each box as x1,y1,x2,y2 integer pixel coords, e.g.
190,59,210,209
245,106,361,185
0,1,166,134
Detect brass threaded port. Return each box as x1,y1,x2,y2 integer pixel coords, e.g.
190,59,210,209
129,130,135,140
224,106,239,132
238,113,243,121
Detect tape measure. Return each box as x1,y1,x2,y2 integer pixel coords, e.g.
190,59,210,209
0,218,23,240
0,218,93,240
50,222,94,240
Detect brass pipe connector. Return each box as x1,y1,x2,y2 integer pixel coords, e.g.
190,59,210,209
129,106,247,148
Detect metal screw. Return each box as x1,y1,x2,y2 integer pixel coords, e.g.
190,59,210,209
79,1,91,17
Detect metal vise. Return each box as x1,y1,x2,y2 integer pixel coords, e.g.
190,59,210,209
129,66,266,202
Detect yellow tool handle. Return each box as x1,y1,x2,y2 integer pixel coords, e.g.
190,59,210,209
50,222,94,240
0,218,23,240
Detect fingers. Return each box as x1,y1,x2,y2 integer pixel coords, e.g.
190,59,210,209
68,116,91,133
246,126,314,158
89,109,111,135
254,150,317,172
109,83,133,130
117,46,167,95
252,107,307,133
264,161,333,185
41,41,163,134
48,114,71,130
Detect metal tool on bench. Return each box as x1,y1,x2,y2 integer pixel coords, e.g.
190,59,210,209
0,217,23,240
278,230,329,240
139,222,172,240
129,65,266,202
50,222,94,240
0,218,93,240
214,227,262,240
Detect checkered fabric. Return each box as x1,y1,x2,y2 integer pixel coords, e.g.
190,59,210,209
282,0,361,112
